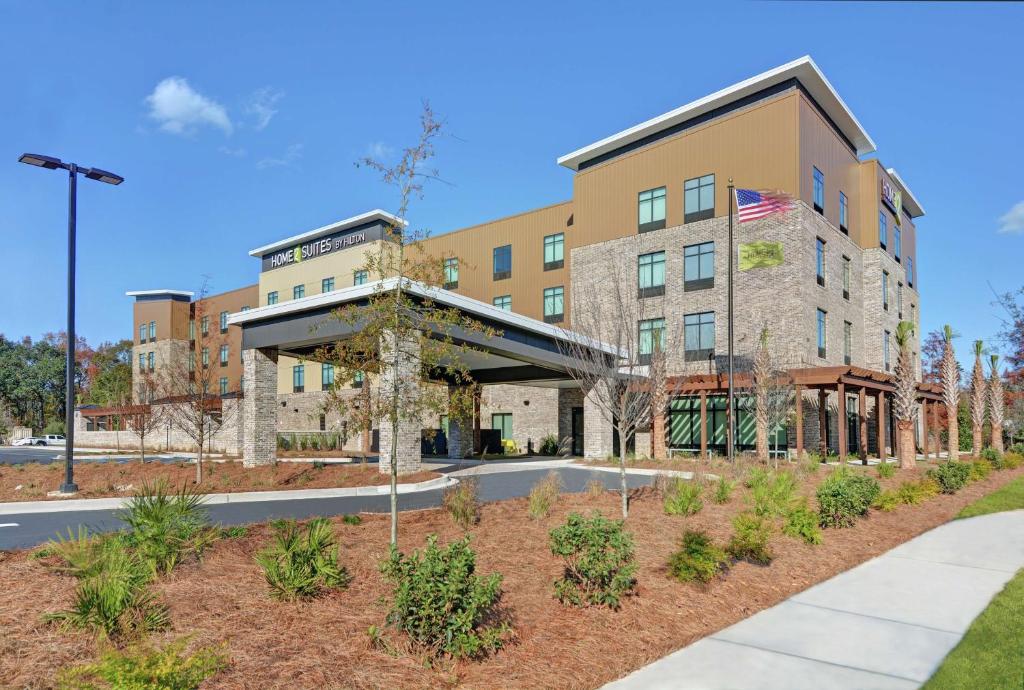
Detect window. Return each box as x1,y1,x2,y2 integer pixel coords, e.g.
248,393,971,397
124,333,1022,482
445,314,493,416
882,271,889,311
352,371,364,388
878,211,887,249
322,277,335,293
292,364,305,393
638,186,666,232
816,238,826,287
148,321,155,340
684,241,715,290
493,295,511,311
638,318,666,363
897,282,904,318
139,324,146,343
293,284,305,300
443,258,459,289
491,413,513,441
322,363,335,388
147,351,155,371
138,353,145,371
893,226,902,263
843,321,853,365
816,309,827,359
267,291,278,305
883,331,892,372
200,316,209,335
493,245,512,280
684,174,715,223
839,192,849,233
319,414,326,432
219,377,228,395
201,347,209,368
684,311,715,360
543,233,564,270
842,255,851,300
189,319,195,340
241,306,250,312
907,257,914,287
188,352,195,373
638,251,666,297
219,311,228,333
813,167,824,213
219,344,229,366
543,286,564,323
354,270,368,286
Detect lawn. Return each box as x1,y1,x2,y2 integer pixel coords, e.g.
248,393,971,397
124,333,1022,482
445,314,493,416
922,567,1024,690
957,475,1024,519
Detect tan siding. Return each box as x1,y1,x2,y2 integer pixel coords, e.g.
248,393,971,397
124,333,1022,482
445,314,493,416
798,94,862,239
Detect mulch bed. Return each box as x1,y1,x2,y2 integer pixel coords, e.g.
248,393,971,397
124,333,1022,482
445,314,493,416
1,461,1021,689
0,461,439,502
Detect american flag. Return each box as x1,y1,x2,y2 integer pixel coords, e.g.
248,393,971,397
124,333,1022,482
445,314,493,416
735,189,794,223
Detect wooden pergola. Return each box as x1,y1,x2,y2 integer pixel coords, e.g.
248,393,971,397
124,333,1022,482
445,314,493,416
658,366,945,463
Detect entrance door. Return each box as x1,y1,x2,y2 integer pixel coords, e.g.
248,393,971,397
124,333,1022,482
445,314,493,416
571,407,584,456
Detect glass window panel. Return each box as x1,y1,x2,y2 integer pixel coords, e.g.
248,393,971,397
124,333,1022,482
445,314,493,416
699,184,714,211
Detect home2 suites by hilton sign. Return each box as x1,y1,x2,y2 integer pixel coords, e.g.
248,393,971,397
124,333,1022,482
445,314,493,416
259,220,393,272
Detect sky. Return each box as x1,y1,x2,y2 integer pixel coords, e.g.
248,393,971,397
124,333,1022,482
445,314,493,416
1,1,1022,369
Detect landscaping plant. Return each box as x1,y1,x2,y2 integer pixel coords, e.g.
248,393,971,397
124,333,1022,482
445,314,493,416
979,447,1002,469
892,321,919,468
1003,451,1023,469
57,638,227,690
379,535,509,659
928,461,973,494
816,468,881,528
970,459,993,481
747,468,798,518
118,481,216,575
940,326,961,460
668,530,729,583
988,355,1005,454
661,476,704,516
255,518,350,601
549,512,637,608
712,476,735,504
538,434,560,456
877,462,896,479
527,471,563,519
726,512,774,565
969,340,987,457
782,501,822,545
443,478,480,529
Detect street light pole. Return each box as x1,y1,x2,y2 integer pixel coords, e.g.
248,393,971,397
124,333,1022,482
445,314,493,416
18,153,123,495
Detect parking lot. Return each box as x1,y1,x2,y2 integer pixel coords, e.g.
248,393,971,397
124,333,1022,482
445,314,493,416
0,446,191,466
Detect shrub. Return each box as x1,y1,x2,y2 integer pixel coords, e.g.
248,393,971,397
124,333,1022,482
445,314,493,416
877,462,896,479
970,459,993,481
379,535,509,658
747,468,798,518
928,461,973,494
668,530,729,584
816,468,881,528
875,479,940,511
538,434,560,456
783,502,822,545
662,477,704,516
712,476,735,504
727,512,773,565
277,434,290,451
57,638,227,690
443,478,480,529
219,525,249,539
549,512,637,608
528,471,562,519
255,518,350,601
874,489,900,512
118,482,216,575
341,514,362,526
979,447,1003,469
312,460,326,470
1003,452,1023,470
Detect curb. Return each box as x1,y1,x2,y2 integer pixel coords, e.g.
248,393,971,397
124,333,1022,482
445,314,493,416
0,475,457,516
569,463,718,480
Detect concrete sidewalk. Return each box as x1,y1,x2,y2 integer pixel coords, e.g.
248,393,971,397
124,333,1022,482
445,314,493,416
605,510,1024,690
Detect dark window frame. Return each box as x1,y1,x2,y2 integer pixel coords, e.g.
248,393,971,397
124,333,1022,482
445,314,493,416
813,167,824,214
543,233,565,271
684,241,715,291
683,174,715,224
638,250,666,298
292,364,305,394
816,308,827,359
684,311,715,361
543,286,564,323
443,257,459,289
839,191,849,234
816,237,826,287
493,244,512,281
638,186,667,233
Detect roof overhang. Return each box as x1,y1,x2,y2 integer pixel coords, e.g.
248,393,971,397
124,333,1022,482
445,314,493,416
557,55,877,171
125,289,194,299
247,209,407,258
885,168,926,218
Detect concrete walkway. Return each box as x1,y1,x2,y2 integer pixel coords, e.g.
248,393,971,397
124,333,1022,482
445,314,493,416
605,510,1024,690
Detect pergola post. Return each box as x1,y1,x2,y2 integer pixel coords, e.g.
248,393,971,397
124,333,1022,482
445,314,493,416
699,390,708,459
922,399,930,460
794,384,804,459
859,386,868,465
837,383,847,463
877,390,886,461
933,402,940,457
818,388,828,457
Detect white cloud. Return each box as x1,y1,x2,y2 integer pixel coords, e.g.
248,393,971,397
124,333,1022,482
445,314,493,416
145,77,232,136
366,141,394,159
997,201,1024,234
246,87,284,131
218,146,247,157
257,143,303,170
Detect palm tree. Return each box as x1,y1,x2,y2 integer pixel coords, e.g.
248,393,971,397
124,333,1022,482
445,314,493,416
893,321,918,469
989,354,1005,454
969,340,987,457
940,325,960,460
753,327,771,460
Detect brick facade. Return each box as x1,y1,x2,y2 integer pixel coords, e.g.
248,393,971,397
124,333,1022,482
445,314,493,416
377,331,422,475
242,348,278,467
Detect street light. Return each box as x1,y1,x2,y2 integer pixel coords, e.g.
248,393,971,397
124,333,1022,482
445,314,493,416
18,153,124,494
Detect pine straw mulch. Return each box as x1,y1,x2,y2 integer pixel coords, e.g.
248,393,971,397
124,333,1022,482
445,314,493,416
0,461,440,502
1,461,1022,690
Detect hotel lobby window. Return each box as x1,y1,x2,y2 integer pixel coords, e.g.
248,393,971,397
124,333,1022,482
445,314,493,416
293,364,305,393
493,295,511,311
491,413,513,441
543,286,564,323
684,174,714,223
322,363,335,388
684,311,715,361
544,232,564,270
638,251,665,298
444,258,459,289
684,241,714,290
638,186,666,233
493,245,512,280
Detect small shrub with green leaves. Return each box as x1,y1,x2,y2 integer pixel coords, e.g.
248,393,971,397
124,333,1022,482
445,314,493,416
443,478,480,529
255,518,350,601
342,514,363,526
873,489,900,512
727,512,773,565
783,501,822,545
118,481,216,575
875,478,940,511
747,469,798,518
662,477,704,516
1003,451,1023,469
538,434,560,456
979,447,1003,469
970,459,993,481
712,476,735,504
877,462,896,479
668,530,729,584
816,468,881,528
219,525,249,539
927,461,973,494
380,535,509,659
549,512,637,609
527,471,563,519
57,638,227,690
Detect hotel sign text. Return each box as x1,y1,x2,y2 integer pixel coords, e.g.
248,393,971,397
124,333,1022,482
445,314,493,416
881,179,902,225
259,221,391,272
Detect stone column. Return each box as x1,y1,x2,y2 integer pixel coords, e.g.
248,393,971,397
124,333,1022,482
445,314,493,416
447,384,474,460
378,330,422,474
583,381,614,459
242,347,278,467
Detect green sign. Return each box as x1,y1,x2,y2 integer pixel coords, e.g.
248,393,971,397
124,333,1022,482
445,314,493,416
739,241,784,271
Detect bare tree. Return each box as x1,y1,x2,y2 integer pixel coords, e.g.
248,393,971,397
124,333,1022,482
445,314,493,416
121,372,166,463
969,340,987,457
893,321,918,469
989,354,1005,453
559,238,682,518
940,325,960,460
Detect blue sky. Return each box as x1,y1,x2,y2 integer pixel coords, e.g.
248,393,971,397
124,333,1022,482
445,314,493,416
1,2,1022,367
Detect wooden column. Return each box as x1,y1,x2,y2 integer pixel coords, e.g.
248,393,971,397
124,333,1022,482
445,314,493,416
922,400,930,459
859,386,868,464
837,383,847,463
877,390,886,460
699,390,708,459
933,402,941,457
794,385,804,459
818,389,828,456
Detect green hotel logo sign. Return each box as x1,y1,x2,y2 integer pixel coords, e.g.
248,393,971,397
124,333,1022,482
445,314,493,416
881,179,902,225
738,241,783,271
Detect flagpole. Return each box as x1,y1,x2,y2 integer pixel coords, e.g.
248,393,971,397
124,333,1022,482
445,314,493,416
727,178,735,463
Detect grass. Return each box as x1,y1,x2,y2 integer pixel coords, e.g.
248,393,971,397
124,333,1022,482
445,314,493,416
922,568,1024,690
957,476,1024,519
